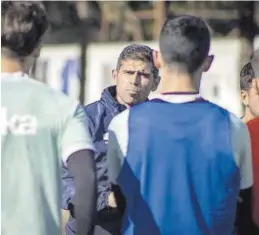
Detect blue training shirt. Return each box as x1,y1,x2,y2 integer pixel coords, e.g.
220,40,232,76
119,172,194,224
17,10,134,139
107,93,253,235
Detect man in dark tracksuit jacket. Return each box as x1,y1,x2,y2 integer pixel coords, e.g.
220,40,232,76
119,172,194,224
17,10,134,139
62,44,160,235
62,86,126,235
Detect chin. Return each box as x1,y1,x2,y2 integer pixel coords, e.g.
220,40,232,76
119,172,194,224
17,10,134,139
125,98,138,106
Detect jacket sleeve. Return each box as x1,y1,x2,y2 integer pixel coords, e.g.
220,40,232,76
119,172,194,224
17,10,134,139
96,152,125,221
61,151,112,211
95,151,112,211
61,162,75,209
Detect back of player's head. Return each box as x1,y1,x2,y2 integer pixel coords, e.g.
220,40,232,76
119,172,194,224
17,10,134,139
240,49,259,91
1,1,48,58
159,15,211,74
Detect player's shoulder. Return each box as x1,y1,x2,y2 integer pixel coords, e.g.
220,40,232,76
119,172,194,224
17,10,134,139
109,109,130,131
228,112,249,136
27,77,70,98
27,76,79,117
198,100,249,143
204,101,247,134
227,112,250,157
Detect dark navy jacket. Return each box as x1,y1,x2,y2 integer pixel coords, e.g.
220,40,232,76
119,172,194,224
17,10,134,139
62,86,126,235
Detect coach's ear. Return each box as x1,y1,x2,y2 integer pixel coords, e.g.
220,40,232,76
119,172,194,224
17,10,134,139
152,50,161,69
151,75,161,91
112,69,118,81
203,55,214,72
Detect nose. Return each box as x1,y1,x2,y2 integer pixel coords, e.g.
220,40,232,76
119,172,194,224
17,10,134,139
129,72,141,85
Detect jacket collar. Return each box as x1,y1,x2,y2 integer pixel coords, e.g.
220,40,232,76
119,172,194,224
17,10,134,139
101,86,127,113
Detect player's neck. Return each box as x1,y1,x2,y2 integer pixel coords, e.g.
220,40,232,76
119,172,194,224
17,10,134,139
1,56,22,73
160,71,198,93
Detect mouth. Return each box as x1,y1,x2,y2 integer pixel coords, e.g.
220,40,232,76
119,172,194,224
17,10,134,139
127,87,141,93
127,90,140,95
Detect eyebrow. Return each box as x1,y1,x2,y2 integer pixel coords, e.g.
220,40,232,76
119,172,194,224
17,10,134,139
122,69,151,75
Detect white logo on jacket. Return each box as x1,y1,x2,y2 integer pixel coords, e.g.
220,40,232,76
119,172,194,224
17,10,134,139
103,132,109,144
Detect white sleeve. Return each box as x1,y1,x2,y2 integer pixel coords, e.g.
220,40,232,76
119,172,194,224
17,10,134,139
107,109,129,183
61,104,95,165
107,127,121,184
230,113,253,190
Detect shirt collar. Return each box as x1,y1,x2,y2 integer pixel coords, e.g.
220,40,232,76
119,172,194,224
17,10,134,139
101,86,127,113
1,72,29,81
152,92,201,104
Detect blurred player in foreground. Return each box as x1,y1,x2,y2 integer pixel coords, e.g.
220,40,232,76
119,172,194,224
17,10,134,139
106,15,253,235
1,2,96,235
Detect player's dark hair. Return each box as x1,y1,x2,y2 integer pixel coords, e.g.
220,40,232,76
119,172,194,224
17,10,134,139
159,15,210,74
1,1,48,58
116,44,159,78
240,62,256,91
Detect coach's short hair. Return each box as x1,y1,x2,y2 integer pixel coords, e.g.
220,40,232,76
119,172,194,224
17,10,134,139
240,49,259,91
1,1,48,58
159,15,211,74
116,44,159,78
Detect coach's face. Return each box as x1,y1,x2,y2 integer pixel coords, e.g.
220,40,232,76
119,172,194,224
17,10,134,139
113,59,159,107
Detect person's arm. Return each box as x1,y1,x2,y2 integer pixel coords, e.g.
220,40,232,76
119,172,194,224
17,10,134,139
236,188,253,235
230,113,253,192
61,162,75,210
106,110,129,209
67,150,96,235
230,114,253,235
97,151,127,222
61,112,95,212
61,104,97,235
107,129,123,186
95,151,113,211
